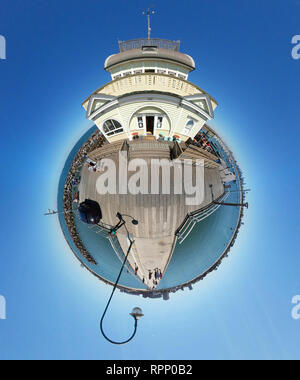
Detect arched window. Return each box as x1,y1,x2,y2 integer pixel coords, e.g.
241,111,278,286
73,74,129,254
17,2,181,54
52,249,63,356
181,118,195,136
102,119,124,136
186,119,194,129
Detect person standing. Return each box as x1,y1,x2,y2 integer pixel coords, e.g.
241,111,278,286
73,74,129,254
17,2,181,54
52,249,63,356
155,269,159,280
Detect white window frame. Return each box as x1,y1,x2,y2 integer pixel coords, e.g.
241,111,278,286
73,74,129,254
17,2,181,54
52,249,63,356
156,116,163,130
181,117,197,136
102,119,124,137
112,73,122,80
137,116,144,130
123,70,132,76
168,70,177,76
178,73,187,80
135,114,164,135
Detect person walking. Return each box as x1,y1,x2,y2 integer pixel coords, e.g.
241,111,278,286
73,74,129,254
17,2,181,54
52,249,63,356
155,269,159,280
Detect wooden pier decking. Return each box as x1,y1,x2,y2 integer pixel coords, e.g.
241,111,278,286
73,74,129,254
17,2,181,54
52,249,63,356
78,139,224,288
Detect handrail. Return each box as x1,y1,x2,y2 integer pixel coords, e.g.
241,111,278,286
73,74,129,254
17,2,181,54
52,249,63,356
176,192,230,244
175,191,226,235
118,38,180,52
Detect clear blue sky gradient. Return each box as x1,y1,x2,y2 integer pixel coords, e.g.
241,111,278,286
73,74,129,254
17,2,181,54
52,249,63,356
0,0,300,359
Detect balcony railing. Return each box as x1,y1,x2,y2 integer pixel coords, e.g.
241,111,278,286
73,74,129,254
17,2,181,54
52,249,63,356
118,38,180,52
82,73,218,110
97,73,205,99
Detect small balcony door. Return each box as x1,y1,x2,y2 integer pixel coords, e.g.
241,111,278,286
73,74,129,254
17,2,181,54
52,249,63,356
146,116,154,134
136,114,164,135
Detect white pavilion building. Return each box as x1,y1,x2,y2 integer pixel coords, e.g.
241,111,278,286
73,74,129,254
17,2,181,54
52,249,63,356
78,36,235,289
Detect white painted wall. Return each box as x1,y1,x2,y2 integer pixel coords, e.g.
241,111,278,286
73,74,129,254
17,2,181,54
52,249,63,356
92,100,207,143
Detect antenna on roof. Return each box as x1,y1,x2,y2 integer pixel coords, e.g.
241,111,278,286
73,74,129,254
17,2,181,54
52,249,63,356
142,6,155,40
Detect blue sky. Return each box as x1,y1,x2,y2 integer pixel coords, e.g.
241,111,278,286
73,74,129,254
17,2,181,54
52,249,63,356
0,0,300,359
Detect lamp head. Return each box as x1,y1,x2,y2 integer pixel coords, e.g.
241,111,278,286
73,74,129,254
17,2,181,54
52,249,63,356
116,212,123,222
130,307,144,320
78,199,102,224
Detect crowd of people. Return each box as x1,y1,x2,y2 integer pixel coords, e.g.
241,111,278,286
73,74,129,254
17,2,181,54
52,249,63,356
134,266,164,288
190,131,218,156
147,268,163,288
63,130,106,266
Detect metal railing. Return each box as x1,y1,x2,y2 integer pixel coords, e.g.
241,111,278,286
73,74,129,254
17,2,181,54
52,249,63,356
118,38,180,52
86,223,110,238
176,192,230,245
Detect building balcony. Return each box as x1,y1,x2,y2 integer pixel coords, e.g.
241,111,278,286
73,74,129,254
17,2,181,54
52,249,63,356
82,73,217,111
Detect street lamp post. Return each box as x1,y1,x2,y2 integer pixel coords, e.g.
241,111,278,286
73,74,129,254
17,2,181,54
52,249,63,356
109,212,139,235
44,208,74,216
45,201,143,344
100,212,143,345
